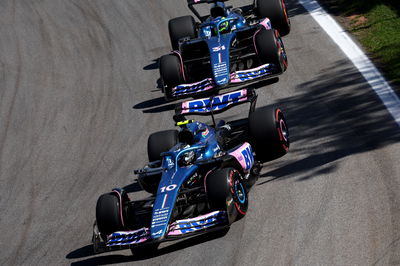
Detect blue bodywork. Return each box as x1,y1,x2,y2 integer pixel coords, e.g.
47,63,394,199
149,121,222,240
197,11,247,87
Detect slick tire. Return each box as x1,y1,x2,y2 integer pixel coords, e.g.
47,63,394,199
159,54,184,99
169,15,197,50
256,0,291,36
147,129,179,162
96,193,124,236
254,28,287,71
206,168,248,223
249,106,289,162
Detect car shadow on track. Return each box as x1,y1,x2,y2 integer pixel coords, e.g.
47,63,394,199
67,228,229,265
132,95,176,113
132,77,280,114
257,59,400,183
143,59,159,71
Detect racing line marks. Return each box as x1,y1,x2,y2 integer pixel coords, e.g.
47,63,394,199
299,0,400,127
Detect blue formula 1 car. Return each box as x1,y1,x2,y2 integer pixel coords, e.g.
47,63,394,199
92,88,290,255
159,0,290,100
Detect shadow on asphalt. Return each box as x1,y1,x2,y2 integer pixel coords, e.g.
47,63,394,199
143,59,159,70
258,58,400,183
67,228,229,265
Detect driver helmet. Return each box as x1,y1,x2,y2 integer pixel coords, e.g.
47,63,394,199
214,17,230,35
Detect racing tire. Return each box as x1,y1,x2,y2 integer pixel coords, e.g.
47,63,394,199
159,54,184,100
96,193,124,236
249,106,289,162
147,129,179,162
144,129,178,193
256,0,290,36
206,168,248,223
255,28,287,72
168,15,197,50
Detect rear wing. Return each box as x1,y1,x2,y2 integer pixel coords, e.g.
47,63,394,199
187,0,229,5
174,88,257,122
188,0,230,21
187,0,256,21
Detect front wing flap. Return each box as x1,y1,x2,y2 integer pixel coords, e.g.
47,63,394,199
92,210,227,253
171,63,279,98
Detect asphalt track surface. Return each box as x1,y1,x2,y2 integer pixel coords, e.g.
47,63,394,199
1,0,399,265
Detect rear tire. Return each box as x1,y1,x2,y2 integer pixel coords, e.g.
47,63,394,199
159,54,184,99
255,29,287,71
96,193,124,236
249,106,289,162
168,15,197,50
256,0,291,36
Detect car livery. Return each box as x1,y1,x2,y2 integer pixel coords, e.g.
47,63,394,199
92,88,290,255
159,0,290,100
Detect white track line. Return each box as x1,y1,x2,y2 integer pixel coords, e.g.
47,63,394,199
298,0,400,126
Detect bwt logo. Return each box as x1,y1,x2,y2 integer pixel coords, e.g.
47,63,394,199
241,145,254,170
188,91,245,112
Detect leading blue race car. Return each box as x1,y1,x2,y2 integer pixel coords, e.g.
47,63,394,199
92,88,290,255
159,0,290,100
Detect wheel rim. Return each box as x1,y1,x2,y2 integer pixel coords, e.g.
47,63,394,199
281,0,290,25
235,181,246,204
279,119,288,142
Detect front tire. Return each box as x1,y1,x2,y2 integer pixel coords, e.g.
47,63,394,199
249,106,289,162
96,193,124,236
159,54,184,99
206,168,248,223
255,29,287,72
256,0,291,36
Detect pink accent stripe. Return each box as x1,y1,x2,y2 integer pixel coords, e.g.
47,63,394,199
112,190,125,227
229,142,251,170
182,101,189,110
172,51,186,82
175,78,212,87
203,170,213,194
253,29,261,56
259,18,272,30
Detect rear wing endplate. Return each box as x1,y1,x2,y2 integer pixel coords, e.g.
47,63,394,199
174,88,257,122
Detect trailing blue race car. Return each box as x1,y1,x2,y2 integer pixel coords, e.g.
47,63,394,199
159,0,290,100
92,88,290,255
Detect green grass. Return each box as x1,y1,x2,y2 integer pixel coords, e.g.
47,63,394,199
319,0,400,86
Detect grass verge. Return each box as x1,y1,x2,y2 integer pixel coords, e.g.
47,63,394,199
316,0,400,89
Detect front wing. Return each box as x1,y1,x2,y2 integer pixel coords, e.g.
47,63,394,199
92,210,227,253
170,63,280,98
